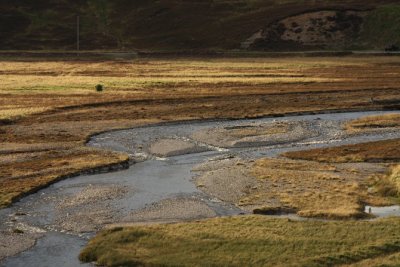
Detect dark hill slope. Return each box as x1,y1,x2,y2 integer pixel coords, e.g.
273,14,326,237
1,0,400,51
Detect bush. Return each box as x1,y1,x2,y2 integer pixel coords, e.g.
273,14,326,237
96,84,104,92
13,228,24,234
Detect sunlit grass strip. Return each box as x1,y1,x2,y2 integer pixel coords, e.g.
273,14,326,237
248,158,374,219
80,216,400,267
0,74,342,93
0,148,129,208
0,58,369,74
0,107,50,120
346,113,400,133
346,251,400,267
390,165,400,195
283,138,400,163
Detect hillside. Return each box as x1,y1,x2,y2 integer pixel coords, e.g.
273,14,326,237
1,0,400,51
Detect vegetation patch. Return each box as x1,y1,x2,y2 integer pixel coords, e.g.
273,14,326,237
0,107,50,121
195,156,393,219
1,57,400,208
282,137,400,205
80,216,400,267
346,113,400,134
249,158,393,218
0,148,128,208
344,251,400,267
389,165,400,195
283,138,400,163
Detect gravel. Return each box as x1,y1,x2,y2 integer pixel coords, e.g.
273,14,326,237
191,121,313,148
122,197,218,223
193,157,257,207
148,138,208,157
54,185,130,233
0,231,42,261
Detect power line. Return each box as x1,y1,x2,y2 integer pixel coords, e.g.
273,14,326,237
77,15,80,55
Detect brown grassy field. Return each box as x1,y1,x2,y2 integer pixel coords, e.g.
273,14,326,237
283,113,400,202
283,140,400,203
1,56,400,208
346,113,400,134
79,216,400,267
344,251,400,267
195,155,395,219
283,138,400,163
280,114,400,214
249,158,392,219
285,112,400,164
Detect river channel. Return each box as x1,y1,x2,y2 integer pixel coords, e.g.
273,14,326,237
1,111,400,267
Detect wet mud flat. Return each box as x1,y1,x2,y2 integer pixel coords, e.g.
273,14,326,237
1,111,400,267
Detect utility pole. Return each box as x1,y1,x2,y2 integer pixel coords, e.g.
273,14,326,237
77,15,80,55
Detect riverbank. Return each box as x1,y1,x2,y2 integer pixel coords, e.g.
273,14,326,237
1,56,400,266
1,111,399,266
1,56,400,209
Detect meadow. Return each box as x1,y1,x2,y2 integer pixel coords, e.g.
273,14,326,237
1,55,400,266
1,56,400,208
80,215,400,267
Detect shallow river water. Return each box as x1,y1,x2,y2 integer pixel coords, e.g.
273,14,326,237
1,111,400,267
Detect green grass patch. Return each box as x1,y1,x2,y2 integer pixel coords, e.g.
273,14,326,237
80,216,400,266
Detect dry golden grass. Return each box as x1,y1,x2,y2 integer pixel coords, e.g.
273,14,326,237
279,138,400,215
1,56,400,208
390,165,400,194
0,57,399,96
346,113,400,134
344,251,400,267
0,107,50,120
0,147,128,208
276,138,400,218
0,59,341,95
79,216,400,267
283,139,400,163
247,158,392,219
228,122,290,138
0,74,342,94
